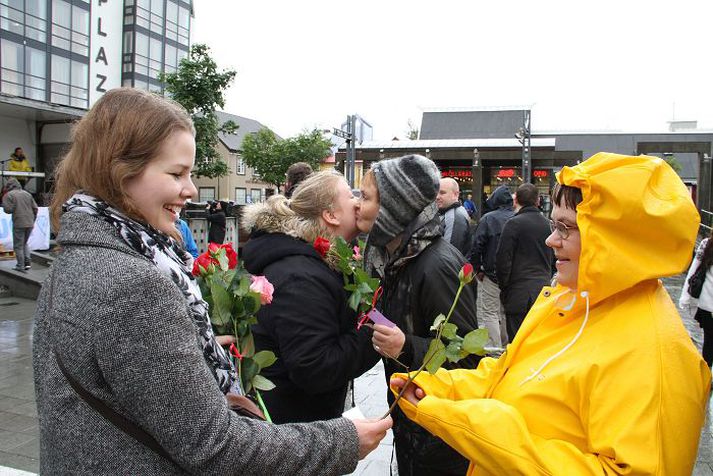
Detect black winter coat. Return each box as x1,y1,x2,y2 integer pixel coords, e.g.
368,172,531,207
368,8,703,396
206,210,226,244
495,205,555,316
243,232,379,424
377,236,479,476
470,186,514,282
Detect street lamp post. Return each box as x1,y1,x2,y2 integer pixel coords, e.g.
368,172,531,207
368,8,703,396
515,110,532,184
472,148,482,221
333,115,356,188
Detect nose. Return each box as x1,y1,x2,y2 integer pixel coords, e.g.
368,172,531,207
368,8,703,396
184,177,198,199
544,229,560,249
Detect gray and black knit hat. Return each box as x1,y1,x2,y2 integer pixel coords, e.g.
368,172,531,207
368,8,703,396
369,154,440,246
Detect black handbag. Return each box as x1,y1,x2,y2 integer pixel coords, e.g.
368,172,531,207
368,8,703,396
688,262,707,298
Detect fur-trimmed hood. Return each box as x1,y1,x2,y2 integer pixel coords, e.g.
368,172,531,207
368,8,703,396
242,200,340,272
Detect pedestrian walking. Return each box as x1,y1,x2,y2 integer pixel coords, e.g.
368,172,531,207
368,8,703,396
33,88,390,475
469,185,514,347
242,170,379,424
495,183,554,341
1,177,37,271
357,154,479,476
680,229,713,366
284,161,313,198
206,200,226,244
392,153,710,475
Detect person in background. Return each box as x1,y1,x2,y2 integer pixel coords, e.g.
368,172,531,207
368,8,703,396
357,154,479,476
206,200,226,244
469,185,514,347
242,170,379,424
462,193,476,218
33,88,390,475
392,153,710,475
1,177,37,271
495,183,554,342
680,228,713,367
436,178,471,257
9,147,32,188
284,162,313,198
176,217,198,258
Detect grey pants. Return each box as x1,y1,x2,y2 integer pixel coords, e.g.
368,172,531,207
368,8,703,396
13,227,31,268
476,275,508,347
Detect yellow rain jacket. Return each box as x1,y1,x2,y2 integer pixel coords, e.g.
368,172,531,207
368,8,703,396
393,153,711,475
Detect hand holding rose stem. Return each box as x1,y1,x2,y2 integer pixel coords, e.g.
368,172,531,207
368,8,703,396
380,263,475,420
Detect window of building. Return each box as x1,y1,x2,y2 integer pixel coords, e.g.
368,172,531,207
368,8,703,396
0,0,24,36
51,0,89,57
165,0,178,42
235,188,246,205
0,39,46,101
199,187,215,203
50,54,88,108
133,31,163,80
250,188,262,204
234,155,245,175
177,4,189,46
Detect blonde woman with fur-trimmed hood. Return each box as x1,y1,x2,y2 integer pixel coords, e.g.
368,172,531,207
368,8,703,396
242,170,381,424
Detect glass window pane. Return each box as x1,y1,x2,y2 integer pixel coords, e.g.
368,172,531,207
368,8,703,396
199,188,215,202
71,6,88,34
123,31,133,54
164,44,176,67
150,0,162,15
52,0,70,28
25,47,45,78
178,6,188,28
166,1,177,23
250,189,262,203
71,60,87,88
26,0,46,18
51,54,69,83
1,39,23,72
235,188,246,205
149,37,161,60
135,31,148,56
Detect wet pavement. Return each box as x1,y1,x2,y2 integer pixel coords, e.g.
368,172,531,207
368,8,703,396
0,273,712,474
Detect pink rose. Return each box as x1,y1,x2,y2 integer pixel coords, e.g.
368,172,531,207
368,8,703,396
353,245,362,261
250,275,274,305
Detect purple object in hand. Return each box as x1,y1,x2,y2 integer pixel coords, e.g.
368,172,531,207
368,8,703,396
367,309,396,328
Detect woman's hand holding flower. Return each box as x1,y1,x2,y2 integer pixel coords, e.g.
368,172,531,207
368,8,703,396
372,324,405,359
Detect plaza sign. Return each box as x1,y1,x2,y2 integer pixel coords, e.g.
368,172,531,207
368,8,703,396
89,0,122,105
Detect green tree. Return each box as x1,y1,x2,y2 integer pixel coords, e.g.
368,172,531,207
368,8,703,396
159,44,237,178
242,129,332,190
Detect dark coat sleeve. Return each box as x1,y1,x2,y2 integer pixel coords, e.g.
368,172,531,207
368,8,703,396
469,218,490,272
450,211,471,257
264,271,380,394
495,219,517,293
401,248,479,370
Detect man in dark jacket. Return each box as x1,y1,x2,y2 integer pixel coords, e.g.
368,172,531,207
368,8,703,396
358,154,479,476
495,183,555,342
2,178,37,271
437,177,472,257
470,185,514,347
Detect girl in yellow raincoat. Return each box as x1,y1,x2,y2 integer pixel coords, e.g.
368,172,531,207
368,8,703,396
392,153,711,475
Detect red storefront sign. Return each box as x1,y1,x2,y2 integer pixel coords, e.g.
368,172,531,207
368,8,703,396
441,169,473,178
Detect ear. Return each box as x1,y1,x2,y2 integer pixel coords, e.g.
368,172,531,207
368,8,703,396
321,208,340,227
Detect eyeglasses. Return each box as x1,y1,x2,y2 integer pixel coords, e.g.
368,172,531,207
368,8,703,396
549,219,579,239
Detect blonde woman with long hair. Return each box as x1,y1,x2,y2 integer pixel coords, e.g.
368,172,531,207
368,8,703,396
242,170,381,424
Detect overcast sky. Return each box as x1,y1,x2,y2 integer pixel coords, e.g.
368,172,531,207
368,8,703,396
192,0,713,141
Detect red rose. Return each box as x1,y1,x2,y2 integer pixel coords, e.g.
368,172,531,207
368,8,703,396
192,251,216,276
207,242,239,270
313,236,331,258
459,263,474,285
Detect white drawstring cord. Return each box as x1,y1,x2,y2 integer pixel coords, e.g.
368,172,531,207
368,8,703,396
520,291,590,386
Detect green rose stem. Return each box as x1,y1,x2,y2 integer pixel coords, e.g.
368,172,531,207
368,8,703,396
380,280,466,420
255,390,272,422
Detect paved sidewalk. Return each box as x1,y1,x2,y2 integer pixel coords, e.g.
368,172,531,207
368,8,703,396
1,273,713,474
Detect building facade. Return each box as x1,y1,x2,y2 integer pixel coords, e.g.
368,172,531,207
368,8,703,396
0,0,192,199
191,111,278,204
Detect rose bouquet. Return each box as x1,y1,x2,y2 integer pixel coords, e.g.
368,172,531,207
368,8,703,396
192,243,277,419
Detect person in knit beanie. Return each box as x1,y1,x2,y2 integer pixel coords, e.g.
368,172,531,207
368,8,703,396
356,154,479,476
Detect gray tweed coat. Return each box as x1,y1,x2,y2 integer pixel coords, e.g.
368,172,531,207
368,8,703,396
32,211,359,475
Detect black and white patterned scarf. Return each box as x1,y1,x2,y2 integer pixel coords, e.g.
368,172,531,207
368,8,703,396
64,193,241,395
